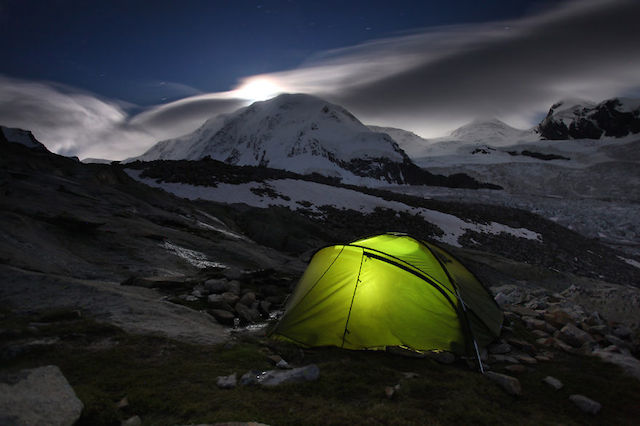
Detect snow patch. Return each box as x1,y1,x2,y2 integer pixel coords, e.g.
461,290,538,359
619,256,640,270
161,240,226,269
128,170,541,247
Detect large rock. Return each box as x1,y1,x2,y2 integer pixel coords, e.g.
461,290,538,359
542,376,563,390
593,349,640,380
241,364,320,387
485,371,522,396
235,303,261,324
0,365,84,426
543,310,573,329
257,364,320,387
569,394,601,414
558,323,594,348
216,373,238,389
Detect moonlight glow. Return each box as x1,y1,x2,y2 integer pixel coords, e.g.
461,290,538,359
234,77,285,102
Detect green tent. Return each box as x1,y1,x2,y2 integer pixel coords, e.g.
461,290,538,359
271,233,502,364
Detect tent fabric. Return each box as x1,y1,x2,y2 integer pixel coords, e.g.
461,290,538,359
271,233,502,355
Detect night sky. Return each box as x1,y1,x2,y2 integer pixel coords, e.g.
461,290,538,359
1,0,640,159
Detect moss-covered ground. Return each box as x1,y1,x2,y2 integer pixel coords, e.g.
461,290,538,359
1,307,639,425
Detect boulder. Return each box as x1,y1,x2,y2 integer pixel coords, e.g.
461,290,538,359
569,394,601,414
593,349,640,380
0,365,83,426
207,294,233,311
542,376,563,390
258,300,272,317
216,373,238,389
235,303,261,324
558,323,594,348
221,292,240,306
209,309,236,326
122,415,142,426
544,310,573,329
485,371,522,396
204,278,230,294
240,364,320,387
239,292,257,307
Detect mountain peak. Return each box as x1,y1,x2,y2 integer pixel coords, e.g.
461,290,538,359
132,94,410,183
0,125,48,151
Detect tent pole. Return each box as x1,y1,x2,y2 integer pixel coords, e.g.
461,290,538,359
455,288,485,374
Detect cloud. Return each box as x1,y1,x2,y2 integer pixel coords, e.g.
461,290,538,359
0,75,149,159
1,0,639,159
0,75,246,160
244,0,640,135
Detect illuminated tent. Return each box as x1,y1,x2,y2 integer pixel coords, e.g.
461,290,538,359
271,234,502,363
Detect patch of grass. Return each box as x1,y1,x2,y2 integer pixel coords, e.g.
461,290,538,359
1,309,639,425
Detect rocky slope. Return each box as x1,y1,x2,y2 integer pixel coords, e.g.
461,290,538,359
537,98,640,140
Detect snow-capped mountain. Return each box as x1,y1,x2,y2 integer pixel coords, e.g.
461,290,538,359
0,125,48,151
132,94,413,184
537,97,640,140
448,119,536,145
374,119,538,163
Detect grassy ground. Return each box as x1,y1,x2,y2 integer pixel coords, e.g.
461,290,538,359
1,307,639,425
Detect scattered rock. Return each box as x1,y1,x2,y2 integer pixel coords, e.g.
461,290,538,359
488,342,511,354
569,394,601,414
221,292,240,306
116,396,129,409
604,334,631,352
210,309,236,326
258,300,272,316
485,371,522,396
504,365,527,374
593,349,640,380
531,329,549,338
507,338,536,354
488,354,519,364
204,278,230,294
240,370,261,386
542,376,563,390
401,372,420,379
235,303,261,324
612,325,632,340
122,415,142,426
523,317,548,331
216,373,238,389
425,350,456,364
239,292,257,307
255,364,320,387
178,294,199,302
544,310,573,329
385,384,400,399
276,359,291,369
0,365,84,426
207,294,233,311
558,323,594,348
515,354,537,365
509,306,540,318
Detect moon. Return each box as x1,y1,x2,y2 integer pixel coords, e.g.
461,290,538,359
234,77,284,102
